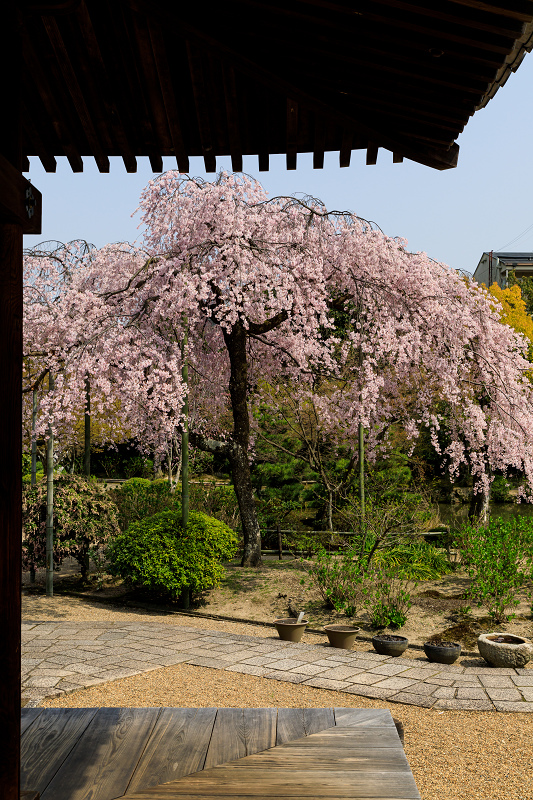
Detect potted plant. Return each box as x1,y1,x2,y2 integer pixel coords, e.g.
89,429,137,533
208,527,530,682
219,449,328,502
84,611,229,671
371,634,408,657
423,639,461,665
477,633,533,668
324,624,360,650
274,617,308,643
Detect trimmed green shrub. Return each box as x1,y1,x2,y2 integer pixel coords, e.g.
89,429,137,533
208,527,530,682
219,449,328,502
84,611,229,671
109,478,175,530
22,474,120,578
106,509,239,600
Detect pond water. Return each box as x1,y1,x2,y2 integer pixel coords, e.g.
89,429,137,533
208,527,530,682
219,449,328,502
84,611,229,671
438,502,533,528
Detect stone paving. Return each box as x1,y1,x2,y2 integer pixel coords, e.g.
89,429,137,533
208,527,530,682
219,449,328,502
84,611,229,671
22,620,533,711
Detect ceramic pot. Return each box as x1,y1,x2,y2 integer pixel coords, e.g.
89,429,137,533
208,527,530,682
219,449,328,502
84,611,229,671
478,633,533,668
324,624,360,650
371,634,408,657
423,640,461,665
274,617,308,643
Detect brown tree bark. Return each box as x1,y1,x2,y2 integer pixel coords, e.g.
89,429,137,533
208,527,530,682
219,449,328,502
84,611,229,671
223,322,262,566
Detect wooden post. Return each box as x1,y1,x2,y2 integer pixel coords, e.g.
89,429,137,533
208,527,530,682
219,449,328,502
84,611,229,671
0,221,23,800
0,10,41,795
277,524,282,560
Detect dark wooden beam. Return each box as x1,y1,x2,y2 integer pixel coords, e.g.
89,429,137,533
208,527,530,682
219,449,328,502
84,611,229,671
393,152,404,163
339,128,352,168
286,99,298,170
149,154,163,173
366,143,379,165
20,24,84,172
42,15,110,172
258,152,269,171
186,41,216,172
148,20,189,173
313,116,325,170
77,2,138,173
222,64,243,173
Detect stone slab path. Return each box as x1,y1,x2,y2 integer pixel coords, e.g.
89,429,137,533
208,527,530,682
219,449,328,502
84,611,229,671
22,620,533,712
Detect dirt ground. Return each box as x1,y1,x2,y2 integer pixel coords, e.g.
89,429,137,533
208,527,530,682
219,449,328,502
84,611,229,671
24,555,533,650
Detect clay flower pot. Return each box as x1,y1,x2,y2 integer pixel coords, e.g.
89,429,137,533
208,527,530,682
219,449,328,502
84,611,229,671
478,633,533,668
423,640,461,665
371,634,408,657
274,617,308,643
324,624,360,650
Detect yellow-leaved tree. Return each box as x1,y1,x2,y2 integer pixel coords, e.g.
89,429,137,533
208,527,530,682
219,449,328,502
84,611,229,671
487,282,533,362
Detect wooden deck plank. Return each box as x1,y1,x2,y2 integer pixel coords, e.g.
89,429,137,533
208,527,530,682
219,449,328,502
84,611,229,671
275,708,305,745
21,708,98,796
21,707,44,736
41,707,160,800
334,709,396,728
242,708,277,755
203,709,247,769
303,708,334,736
125,720,419,800
126,708,218,794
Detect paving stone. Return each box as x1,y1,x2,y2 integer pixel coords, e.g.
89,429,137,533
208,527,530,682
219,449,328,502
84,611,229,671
225,664,268,677
307,659,347,669
485,687,524,702
396,667,441,679
369,663,411,677
521,689,533,702
515,668,533,675
303,677,353,691
318,666,365,680
425,676,455,687
456,687,489,700
452,679,482,688
185,657,231,669
63,663,105,675
264,671,308,684
91,667,140,681
24,676,61,688
288,663,328,676
432,687,456,700
26,668,74,678
238,655,282,666
433,698,494,711
492,701,533,712
512,676,533,686
265,659,307,671
478,675,516,688
463,666,516,675
398,681,437,696
342,684,392,700
345,672,384,686
390,692,436,708
372,677,419,691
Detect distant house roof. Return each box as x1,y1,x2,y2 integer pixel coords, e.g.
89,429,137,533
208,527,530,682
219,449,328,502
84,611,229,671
17,1,533,175
473,251,533,288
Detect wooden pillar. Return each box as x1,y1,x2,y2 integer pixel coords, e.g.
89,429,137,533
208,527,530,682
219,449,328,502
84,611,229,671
0,221,23,800
0,10,41,797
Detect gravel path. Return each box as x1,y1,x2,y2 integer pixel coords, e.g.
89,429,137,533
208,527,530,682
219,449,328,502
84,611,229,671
24,594,533,800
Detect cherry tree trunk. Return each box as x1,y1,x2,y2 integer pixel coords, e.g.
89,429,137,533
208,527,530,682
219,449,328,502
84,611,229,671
224,323,262,566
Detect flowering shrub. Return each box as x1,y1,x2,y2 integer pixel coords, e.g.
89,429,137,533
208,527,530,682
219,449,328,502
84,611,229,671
22,474,120,579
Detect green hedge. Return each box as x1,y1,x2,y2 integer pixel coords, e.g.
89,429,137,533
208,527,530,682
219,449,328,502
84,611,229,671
106,509,238,600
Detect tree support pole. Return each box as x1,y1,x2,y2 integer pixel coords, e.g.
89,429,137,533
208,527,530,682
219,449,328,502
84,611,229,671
359,421,365,537
46,373,55,597
83,375,90,477
180,318,190,609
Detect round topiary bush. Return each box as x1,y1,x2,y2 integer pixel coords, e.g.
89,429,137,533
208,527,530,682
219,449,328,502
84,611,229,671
106,509,239,600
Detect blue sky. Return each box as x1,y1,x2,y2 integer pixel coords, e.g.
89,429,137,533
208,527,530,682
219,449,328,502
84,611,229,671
26,52,533,277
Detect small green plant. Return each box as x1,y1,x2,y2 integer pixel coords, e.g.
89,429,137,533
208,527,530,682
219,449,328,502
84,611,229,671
366,563,415,629
106,509,238,600
490,476,511,504
458,516,533,623
307,545,369,616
